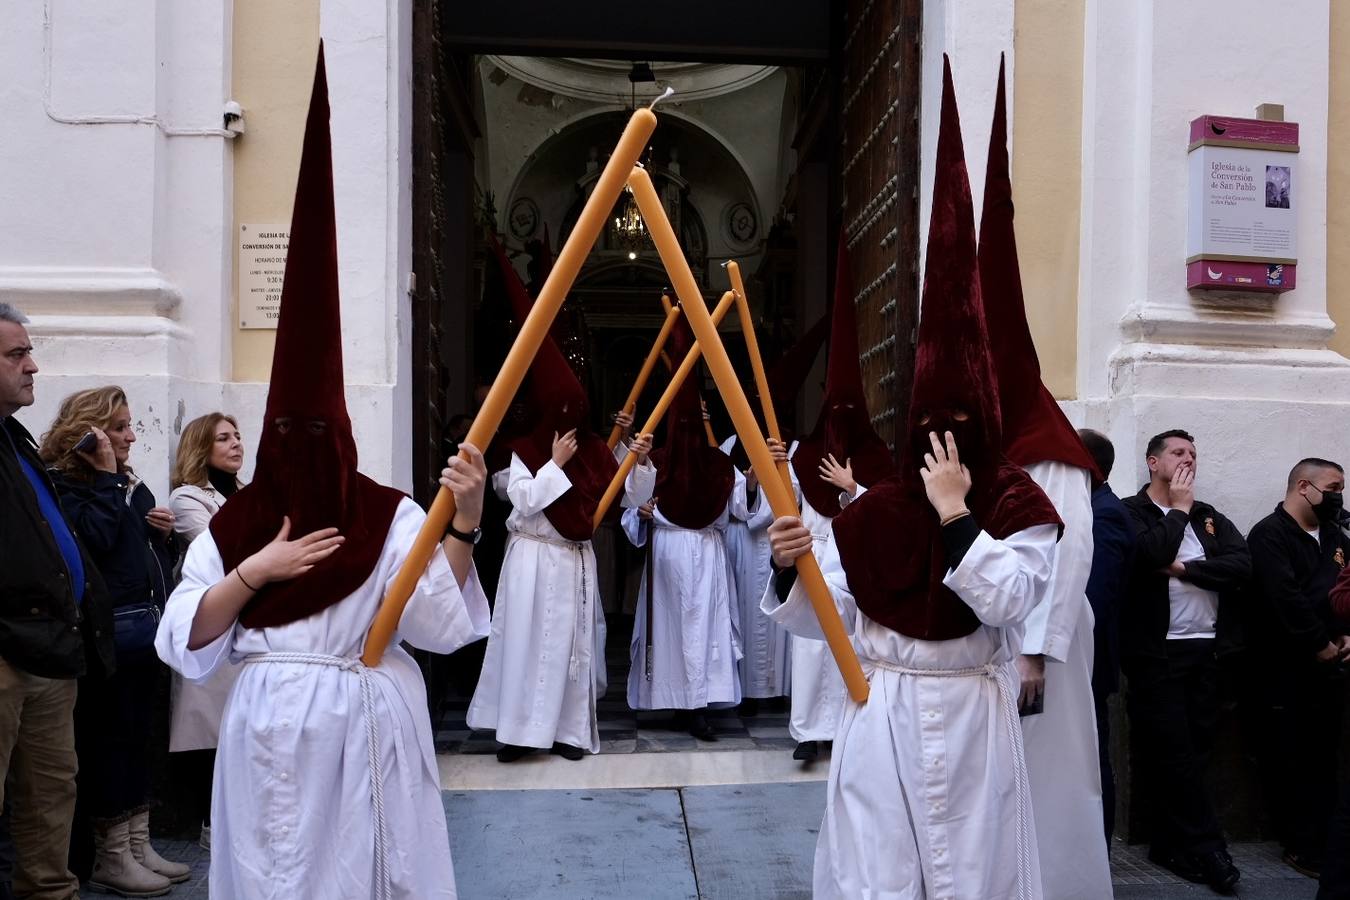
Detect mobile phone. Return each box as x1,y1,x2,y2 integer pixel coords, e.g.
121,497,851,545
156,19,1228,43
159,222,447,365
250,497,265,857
73,432,97,455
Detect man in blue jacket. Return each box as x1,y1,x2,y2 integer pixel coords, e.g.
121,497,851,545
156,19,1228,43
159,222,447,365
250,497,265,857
1078,428,1134,846
0,302,115,899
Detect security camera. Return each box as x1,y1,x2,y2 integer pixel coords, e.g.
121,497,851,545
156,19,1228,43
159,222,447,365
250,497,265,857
223,100,245,135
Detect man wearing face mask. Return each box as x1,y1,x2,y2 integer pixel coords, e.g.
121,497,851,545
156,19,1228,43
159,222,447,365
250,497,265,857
1246,457,1350,880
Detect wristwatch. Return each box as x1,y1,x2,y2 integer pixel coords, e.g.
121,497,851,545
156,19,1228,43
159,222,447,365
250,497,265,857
444,520,482,545
838,489,853,511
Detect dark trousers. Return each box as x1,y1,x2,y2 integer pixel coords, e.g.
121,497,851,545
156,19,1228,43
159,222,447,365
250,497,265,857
1126,639,1225,856
1261,660,1344,862
1094,688,1115,845
74,656,159,819
1319,777,1350,899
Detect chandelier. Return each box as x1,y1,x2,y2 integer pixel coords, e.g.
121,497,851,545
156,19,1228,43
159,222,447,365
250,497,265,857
613,188,647,260
613,62,658,261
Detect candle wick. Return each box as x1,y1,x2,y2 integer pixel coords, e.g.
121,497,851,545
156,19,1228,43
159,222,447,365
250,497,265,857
649,86,675,109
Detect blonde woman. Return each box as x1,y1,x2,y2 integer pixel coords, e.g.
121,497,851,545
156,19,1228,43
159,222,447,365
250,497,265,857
166,412,245,853
40,385,188,895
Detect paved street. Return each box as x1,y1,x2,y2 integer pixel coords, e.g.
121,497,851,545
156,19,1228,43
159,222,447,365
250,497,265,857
105,776,1320,899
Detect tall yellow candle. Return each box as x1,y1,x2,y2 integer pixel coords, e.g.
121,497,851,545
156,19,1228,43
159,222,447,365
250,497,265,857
725,261,791,492
591,290,736,530
607,297,680,450
627,167,870,703
361,107,659,667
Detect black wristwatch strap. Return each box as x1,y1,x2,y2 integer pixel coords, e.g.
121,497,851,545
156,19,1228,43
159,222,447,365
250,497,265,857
444,520,482,545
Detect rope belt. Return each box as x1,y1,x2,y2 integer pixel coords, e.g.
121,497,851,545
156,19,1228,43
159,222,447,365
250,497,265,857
865,658,1034,900
242,652,392,900
509,531,591,682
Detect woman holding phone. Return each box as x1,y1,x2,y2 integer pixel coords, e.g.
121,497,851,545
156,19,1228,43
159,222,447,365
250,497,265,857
40,386,188,896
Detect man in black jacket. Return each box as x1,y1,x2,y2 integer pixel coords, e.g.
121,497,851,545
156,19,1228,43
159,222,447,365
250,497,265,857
1123,429,1250,894
1246,457,1349,879
1078,428,1135,845
0,303,114,899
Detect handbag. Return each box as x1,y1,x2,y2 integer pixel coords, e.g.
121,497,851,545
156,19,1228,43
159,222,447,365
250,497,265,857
112,602,162,659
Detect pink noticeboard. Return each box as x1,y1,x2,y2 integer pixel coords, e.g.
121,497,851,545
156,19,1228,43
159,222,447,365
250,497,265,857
1186,115,1298,294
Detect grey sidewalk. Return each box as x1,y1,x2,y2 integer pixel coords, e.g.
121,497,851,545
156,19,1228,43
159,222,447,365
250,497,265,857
99,782,1321,898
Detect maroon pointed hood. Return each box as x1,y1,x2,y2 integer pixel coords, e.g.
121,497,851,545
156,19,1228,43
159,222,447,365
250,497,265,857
492,235,618,540
791,233,893,515
211,43,405,628
652,317,734,529
832,56,1061,641
978,57,1101,482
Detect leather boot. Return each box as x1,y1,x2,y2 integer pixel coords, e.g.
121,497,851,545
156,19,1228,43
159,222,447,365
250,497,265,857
87,817,172,897
129,808,191,883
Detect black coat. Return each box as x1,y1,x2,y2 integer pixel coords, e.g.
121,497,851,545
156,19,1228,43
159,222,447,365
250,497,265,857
1245,504,1349,661
1087,484,1134,695
49,469,178,614
0,416,115,679
1121,487,1251,665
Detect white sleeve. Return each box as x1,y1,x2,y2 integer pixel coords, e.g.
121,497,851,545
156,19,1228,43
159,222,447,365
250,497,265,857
387,500,491,654
504,452,573,516
169,488,214,544
943,523,1060,629
622,457,656,508
1017,462,1094,660
760,527,858,640
621,505,649,548
155,530,234,683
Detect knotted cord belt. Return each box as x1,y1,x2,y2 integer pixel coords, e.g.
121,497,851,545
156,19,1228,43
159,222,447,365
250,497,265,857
242,652,392,900
866,658,1034,900
510,531,591,682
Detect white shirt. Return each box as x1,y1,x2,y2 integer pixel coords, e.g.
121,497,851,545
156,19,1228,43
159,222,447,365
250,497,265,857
1154,502,1219,640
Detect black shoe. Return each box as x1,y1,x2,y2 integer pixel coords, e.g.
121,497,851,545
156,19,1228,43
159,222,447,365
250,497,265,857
1282,850,1321,879
793,741,820,762
1197,849,1240,894
688,714,718,742
550,742,585,761
1147,847,1206,884
495,743,533,763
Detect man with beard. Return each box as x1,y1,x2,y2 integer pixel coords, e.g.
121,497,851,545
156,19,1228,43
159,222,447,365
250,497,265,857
764,59,1061,898
1122,430,1248,893
156,46,490,898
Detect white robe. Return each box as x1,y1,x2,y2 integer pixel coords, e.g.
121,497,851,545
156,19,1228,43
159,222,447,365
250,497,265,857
623,503,742,710
166,483,241,752
156,498,490,900
764,523,1057,900
1017,460,1112,899
720,435,791,699
785,443,854,742
468,450,654,752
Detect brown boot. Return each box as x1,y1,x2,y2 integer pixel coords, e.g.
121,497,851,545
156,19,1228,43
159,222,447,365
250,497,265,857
87,816,172,897
129,808,191,884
